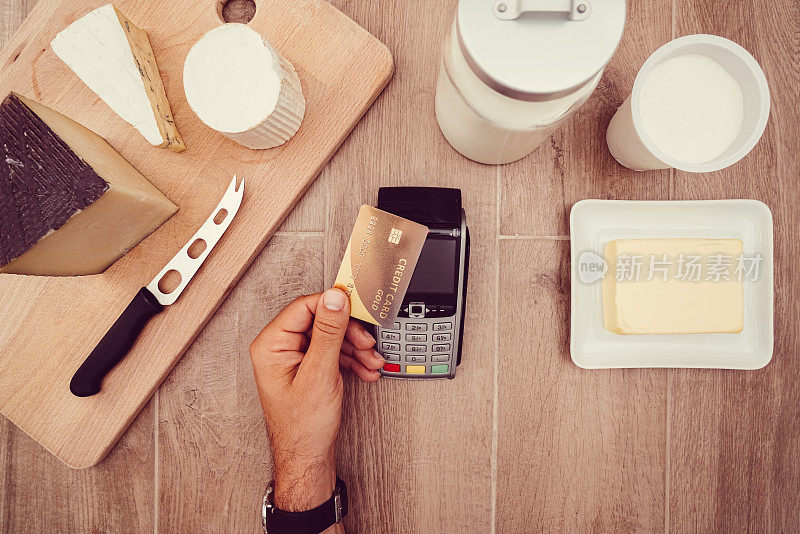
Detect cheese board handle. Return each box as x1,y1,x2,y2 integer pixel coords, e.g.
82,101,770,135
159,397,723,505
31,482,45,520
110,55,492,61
70,288,164,397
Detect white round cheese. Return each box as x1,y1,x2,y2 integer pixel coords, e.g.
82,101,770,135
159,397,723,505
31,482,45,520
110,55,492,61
183,24,305,149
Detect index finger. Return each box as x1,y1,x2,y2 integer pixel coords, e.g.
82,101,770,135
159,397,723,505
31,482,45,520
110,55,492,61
268,293,322,334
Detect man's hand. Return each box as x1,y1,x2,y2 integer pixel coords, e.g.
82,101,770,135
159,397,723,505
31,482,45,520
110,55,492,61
250,289,384,513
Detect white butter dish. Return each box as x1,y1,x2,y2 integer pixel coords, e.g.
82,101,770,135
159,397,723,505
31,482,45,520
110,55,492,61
569,199,773,369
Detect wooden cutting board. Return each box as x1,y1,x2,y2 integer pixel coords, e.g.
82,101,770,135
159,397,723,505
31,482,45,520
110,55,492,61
0,0,392,468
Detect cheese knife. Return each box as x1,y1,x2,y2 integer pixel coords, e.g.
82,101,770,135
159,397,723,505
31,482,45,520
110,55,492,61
70,176,244,397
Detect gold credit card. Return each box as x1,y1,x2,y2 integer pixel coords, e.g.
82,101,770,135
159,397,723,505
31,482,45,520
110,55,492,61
334,205,429,327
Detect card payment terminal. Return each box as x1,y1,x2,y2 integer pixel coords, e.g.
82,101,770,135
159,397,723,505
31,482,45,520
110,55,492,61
373,187,469,379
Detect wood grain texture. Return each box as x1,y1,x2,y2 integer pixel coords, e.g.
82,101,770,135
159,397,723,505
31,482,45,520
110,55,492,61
0,0,393,468
668,1,800,531
3,0,800,532
1,3,157,531
0,0,35,50
0,399,155,532
157,234,324,533
325,1,496,531
496,240,666,532
279,177,327,232
496,2,672,529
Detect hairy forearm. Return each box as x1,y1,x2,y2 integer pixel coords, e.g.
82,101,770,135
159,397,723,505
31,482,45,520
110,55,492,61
253,290,362,533
272,452,346,533
273,457,335,511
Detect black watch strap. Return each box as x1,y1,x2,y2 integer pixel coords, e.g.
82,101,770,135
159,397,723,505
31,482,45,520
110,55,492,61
264,477,347,534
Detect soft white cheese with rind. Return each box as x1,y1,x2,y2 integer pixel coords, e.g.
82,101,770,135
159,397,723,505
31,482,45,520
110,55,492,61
51,4,185,151
183,24,305,149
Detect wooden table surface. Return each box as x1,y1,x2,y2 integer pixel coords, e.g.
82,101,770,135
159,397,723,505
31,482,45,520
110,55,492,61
1,0,798,532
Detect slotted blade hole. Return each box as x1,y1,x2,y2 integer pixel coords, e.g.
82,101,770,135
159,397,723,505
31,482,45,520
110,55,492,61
218,0,256,23
214,209,229,225
158,269,182,295
187,238,207,259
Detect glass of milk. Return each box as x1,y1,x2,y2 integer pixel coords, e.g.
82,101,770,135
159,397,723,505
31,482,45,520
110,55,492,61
435,0,626,165
607,34,770,172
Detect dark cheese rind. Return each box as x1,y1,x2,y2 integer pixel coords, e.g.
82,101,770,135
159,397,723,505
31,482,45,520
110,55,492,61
0,93,109,267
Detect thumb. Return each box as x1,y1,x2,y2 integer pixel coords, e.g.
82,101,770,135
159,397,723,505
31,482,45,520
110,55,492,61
298,288,350,379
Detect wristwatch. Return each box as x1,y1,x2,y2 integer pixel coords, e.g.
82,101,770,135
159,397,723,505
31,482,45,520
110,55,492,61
262,477,348,534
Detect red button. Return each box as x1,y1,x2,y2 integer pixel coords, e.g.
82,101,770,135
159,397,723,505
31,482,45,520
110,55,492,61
383,363,401,373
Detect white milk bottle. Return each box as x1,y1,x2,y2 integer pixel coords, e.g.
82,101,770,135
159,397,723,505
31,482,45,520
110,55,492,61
435,0,626,165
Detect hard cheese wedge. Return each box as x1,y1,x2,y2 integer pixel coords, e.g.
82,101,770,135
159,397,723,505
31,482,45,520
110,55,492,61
0,93,177,276
602,238,743,335
51,4,185,152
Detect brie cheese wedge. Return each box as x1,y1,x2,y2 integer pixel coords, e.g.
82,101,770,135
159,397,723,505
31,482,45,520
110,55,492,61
51,4,185,152
183,24,305,149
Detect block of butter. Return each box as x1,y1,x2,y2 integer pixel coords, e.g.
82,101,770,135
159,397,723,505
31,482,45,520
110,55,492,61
602,238,743,335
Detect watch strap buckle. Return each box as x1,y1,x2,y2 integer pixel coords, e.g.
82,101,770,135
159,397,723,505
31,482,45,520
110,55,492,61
263,477,347,534
333,492,344,523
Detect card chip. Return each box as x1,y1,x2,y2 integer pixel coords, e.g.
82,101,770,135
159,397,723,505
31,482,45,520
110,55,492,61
334,206,428,327
388,228,403,244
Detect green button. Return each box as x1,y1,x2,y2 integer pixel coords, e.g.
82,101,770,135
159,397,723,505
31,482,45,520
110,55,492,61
431,364,449,374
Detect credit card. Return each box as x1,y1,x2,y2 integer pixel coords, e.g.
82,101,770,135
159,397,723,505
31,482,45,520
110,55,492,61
334,205,429,327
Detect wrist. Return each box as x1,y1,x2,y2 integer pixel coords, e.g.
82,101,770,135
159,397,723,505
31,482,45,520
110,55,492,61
273,455,336,512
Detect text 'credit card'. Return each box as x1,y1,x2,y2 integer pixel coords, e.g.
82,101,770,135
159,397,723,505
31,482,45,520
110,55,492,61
334,205,428,327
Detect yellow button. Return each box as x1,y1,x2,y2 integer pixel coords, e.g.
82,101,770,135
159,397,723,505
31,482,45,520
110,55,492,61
406,365,425,374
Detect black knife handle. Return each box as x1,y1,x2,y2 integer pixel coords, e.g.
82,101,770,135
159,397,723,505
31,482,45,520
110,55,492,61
70,287,163,397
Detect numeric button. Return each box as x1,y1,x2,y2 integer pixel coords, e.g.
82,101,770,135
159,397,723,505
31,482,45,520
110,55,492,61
382,342,400,352
432,344,450,353
406,323,427,332
381,331,401,341
432,322,452,331
406,333,427,342
406,344,426,353
432,333,451,342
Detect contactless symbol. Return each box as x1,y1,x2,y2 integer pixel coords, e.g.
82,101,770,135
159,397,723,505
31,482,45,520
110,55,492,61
388,228,403,244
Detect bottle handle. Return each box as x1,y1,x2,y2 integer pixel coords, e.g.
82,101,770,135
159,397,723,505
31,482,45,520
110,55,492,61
492,0,591,21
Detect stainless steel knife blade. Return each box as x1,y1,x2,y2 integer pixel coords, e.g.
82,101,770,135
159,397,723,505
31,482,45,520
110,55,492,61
147,175,244,305
70,176,244,397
